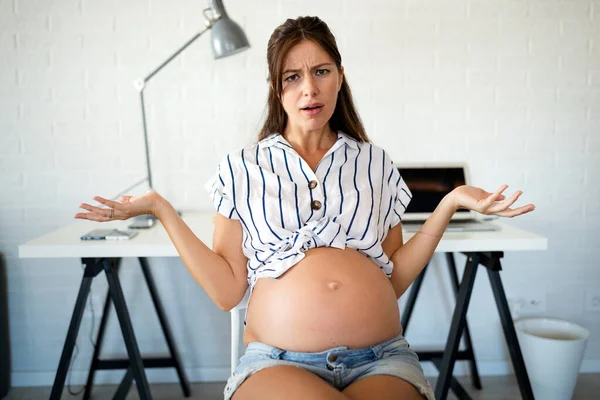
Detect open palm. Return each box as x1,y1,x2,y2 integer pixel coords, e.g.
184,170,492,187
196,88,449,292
451,184,535,218
74,191,161,222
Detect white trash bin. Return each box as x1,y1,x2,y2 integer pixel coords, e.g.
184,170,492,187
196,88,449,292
515,317,590,400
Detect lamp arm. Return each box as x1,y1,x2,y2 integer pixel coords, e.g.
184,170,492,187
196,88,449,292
138,89,153,189
132,13,215,191
133,23,213,92
134,24,213,91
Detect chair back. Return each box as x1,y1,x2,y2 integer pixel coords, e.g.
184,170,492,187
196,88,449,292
230,287,251,375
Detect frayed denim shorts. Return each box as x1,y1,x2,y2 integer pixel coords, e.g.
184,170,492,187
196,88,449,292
224,332,435,400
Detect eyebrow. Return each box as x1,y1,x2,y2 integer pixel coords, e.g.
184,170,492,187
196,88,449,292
282,63,334,76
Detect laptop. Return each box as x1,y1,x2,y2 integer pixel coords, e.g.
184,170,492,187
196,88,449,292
396,163,500,233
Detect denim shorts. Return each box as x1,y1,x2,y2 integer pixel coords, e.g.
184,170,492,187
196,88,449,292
224,332,435,399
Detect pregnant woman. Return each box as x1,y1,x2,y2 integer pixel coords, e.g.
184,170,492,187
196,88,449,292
76,16,535,400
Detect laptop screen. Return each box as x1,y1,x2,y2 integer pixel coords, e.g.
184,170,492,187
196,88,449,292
396,166,469,216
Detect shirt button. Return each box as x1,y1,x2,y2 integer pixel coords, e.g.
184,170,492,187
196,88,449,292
311,200,322,210
308,180,318,190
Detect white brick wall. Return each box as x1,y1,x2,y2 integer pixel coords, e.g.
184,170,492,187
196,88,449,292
1,0,599,387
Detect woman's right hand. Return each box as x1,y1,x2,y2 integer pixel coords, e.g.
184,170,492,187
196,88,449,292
74,191,166,222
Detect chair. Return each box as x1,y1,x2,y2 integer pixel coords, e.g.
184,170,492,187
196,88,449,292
230,308,243,375
230,288,251,375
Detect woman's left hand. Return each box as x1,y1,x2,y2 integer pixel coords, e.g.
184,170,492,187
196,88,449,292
449,184,535,218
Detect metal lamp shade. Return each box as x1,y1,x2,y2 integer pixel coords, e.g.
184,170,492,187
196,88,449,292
211,16,250,59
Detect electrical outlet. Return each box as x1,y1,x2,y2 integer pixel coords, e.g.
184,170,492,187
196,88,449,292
508,295,546,317
521,296,546,314
585,291,600,313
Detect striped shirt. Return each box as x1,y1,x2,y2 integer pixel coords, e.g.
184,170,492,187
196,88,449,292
205,131,412,321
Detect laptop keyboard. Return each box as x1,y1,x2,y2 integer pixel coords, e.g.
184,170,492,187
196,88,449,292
402,219,479,225
401,219,500,232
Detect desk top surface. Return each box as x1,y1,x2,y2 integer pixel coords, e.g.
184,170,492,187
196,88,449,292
19,211,548,259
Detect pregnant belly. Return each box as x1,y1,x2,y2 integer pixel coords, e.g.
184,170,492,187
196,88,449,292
243,247,402,352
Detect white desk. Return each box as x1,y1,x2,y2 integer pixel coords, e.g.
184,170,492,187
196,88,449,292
19,211,547,400
400,222,546,400
19,212,216,259
19,213,547,258
18,213,219,400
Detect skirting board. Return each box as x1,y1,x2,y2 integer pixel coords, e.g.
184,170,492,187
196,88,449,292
10,360,600,388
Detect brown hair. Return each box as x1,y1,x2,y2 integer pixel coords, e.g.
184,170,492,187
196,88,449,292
257,16,370,143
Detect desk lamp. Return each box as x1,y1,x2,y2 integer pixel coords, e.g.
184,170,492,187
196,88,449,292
128,0,250,228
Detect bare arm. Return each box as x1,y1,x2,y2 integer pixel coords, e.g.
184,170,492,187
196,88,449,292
388,184,534,298
381,223,405,300
76,192,248,311
389,195,457,298
154,200,248,311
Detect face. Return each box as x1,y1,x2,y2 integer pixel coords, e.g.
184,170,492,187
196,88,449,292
280,40,344,134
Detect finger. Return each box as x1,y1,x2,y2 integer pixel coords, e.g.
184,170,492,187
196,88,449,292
487,190,522,213
79,203,107,214
79,203,112,220
492,204,535,218
481,185,506,208
493,202,534,217
93,196,123,210
487,185,508,203
74,212,107,222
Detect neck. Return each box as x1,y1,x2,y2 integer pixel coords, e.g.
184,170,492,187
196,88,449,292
282,124,337,155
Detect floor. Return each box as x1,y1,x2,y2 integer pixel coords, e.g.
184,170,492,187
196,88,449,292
3,374,599,399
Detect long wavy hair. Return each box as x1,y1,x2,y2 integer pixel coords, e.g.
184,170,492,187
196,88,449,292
258,16,370,143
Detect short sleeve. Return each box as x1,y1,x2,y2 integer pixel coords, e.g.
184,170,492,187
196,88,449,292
204,155,240,220
387,156,412,228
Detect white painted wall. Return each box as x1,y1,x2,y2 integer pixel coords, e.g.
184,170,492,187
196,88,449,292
1,0,598,386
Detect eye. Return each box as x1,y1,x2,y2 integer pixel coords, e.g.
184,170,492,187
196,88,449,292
284,74,299,83
316,69,330,76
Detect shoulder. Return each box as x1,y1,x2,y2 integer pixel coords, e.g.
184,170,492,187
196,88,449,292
217,142,259,166
364,141,386,155
234,134,280,159
354,140,392,163
216,150,241,169
335,132,396,168
217,135,277,174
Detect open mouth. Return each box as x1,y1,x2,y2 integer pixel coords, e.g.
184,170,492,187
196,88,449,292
301,104,324,115
301,105,324,111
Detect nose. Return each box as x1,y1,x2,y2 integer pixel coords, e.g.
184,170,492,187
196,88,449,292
302,75,319,97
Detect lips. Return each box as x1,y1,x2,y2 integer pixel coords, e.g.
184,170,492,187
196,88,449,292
300,103,324,110
301,106,323,116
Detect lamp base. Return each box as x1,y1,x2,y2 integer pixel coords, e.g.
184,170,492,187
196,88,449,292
127,211,182,229
128,215,157,229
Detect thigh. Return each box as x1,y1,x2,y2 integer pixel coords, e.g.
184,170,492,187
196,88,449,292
342,375,425,400
232,365,348,400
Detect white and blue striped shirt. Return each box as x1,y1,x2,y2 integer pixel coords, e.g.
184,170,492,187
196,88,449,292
205,131,412,317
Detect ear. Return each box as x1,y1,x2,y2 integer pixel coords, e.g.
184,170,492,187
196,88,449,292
338,66,344,91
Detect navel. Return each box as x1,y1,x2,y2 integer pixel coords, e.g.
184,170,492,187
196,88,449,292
327,281,342,290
